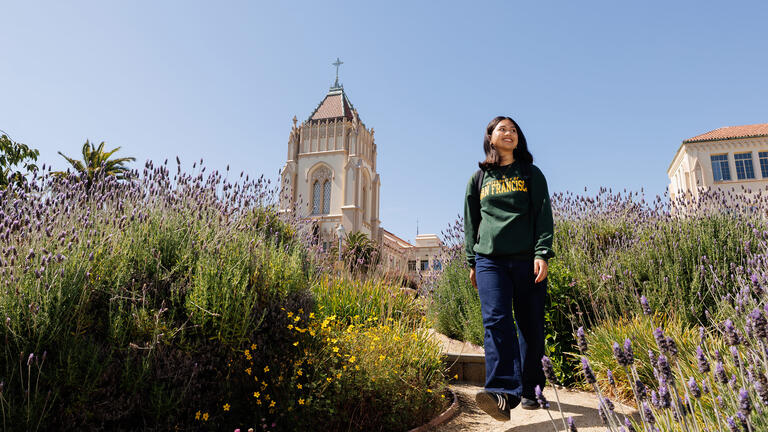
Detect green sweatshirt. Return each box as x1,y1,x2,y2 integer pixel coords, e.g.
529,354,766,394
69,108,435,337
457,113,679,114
464,162,555,267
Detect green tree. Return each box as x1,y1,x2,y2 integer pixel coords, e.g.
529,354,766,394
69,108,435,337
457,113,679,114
0,133,40,190
55,140,135,185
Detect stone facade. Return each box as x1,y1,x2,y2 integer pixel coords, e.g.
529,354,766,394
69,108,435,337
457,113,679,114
280,78,443,278
668,123,768,200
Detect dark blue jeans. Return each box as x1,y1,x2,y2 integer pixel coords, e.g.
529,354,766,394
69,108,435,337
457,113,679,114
475,254,546,399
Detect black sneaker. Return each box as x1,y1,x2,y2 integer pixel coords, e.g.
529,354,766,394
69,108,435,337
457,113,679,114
475,391,520,421
521,397,539,410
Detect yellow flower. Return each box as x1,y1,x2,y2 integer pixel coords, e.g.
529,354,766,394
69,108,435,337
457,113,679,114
427,389,433,393
244,349,250,356
264,366,270,373
294,316,300,322
245,368,252,375
349,356,356,363
293,341,299,346
309,312,315,319
454,374,459,380
253,391,260,398
310,330,316,336
251,343,257,350
287,311,293,318
298,398,305,405
202,412,209,421
336,373,341,379
297,384,302,389
355,365,360,371
287,324,294,330
223,403,230,411
326,377,332,383
297,369,303,376
195,411,201,420
269,401,276,408
441,394,446,399
332,346,339,353
379,355,386,361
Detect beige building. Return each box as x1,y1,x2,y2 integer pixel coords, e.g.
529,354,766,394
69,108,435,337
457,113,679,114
280,70,443,277
668,123,768,200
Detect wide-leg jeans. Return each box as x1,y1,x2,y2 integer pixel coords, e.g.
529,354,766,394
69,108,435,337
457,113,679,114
475,254,547,399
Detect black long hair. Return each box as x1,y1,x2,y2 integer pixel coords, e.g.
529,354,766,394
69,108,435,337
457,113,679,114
478,116,533,170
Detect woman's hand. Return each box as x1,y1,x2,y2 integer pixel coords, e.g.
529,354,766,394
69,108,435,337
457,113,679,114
534,259,548,283
470,267,477,289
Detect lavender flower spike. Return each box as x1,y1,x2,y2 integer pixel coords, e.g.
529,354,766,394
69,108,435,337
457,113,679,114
623,338,634,365
624,417,636,432
534,385,549,409
541,356,558,384
576,327,588,353
724,319,740,346
640,295,651,315
567,416,578,432
606,369,615,387
581,357,596,384
688,377,701,399
740,388,752,416
727,416,739,432
715,361,728,385
613,342,628,366
657,354,674,385
696,346,710,374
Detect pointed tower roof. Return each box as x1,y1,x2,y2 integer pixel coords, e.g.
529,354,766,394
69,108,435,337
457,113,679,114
308,87,356,121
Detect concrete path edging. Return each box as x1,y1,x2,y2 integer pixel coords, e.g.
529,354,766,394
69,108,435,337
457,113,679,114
407,389,460,432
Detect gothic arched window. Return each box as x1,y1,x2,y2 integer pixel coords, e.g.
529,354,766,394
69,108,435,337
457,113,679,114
322,180,331,214
310,165,332,215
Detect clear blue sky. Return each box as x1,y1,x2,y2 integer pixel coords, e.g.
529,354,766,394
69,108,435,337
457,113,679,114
2,1,767,241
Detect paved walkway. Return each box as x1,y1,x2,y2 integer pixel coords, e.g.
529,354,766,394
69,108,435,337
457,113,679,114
429,331,638,431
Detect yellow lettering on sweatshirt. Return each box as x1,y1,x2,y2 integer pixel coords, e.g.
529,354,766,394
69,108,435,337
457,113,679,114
479,176,528,200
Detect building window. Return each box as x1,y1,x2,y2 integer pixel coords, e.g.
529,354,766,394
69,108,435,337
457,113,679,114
322,180,331,213
734,152,755,180
710,154,731,182
432,259,442,271
312,180,322,214
759,152,768,178
420,260,429,271
407,260,417,271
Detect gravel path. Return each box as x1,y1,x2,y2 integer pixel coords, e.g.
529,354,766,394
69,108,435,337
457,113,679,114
436,384,637,432
428,331,638,431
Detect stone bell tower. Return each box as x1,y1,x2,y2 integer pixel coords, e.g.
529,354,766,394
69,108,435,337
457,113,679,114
280,58,381,245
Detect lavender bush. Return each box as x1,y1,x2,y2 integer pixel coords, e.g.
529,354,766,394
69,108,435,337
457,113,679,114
0,158,446,431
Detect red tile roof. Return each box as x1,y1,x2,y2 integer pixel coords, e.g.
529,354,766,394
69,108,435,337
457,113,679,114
684,123,768,143
310,90,355,121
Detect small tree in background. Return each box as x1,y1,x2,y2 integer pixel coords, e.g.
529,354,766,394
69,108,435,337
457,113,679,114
55,140,135,186
0,132,40,189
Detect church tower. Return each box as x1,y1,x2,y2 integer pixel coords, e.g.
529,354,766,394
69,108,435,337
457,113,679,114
280,60,381,245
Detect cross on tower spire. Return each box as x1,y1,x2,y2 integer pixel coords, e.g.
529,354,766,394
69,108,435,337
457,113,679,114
332,57,343,89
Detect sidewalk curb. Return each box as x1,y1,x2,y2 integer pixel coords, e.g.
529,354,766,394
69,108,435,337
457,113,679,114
407,388,459,432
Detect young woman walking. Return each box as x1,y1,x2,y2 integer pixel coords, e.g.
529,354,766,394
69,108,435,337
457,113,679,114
464,116,554,421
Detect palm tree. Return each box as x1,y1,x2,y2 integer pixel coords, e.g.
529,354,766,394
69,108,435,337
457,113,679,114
55,140,135,185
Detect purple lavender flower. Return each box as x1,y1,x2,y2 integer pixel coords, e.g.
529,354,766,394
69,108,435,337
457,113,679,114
567,416,578,432
665,337,678,358
688,377,701,399
727,416,738,432
613,342,628,367
27,353,34,366
651,390,659,409
623,338,634,365
624,417,636,432
581,357,596,384
597,405,607,424
657,354,674,385
640,295,651,315
576,327,588,353
737,411,749,429
740,388,752,416
724,319,740,346
541,356,558,384
658,384,671,409
715,361,728,384
756,374,768,404
696,346,710,374
604,397,615,412
535,385,549,409
653,327,666,351
606,369,615,387
635,380,646,401
642,402,655,425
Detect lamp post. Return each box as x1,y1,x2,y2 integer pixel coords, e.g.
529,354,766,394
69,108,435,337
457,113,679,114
335,224,346,262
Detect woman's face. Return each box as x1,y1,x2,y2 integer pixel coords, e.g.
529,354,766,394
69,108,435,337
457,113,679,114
490,119,518,155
